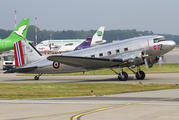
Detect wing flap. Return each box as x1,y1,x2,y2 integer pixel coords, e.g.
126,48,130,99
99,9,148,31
47,56,123,69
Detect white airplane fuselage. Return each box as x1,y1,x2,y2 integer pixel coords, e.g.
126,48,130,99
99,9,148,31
36,39,106,52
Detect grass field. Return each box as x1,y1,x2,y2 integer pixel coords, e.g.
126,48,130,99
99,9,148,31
0,83,178,100
20,64,179,76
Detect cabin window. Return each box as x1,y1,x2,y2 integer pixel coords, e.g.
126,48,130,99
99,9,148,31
91,55,95,57
107,51,111,55
99,53,103,57
124,48,128,51
116,49,120,53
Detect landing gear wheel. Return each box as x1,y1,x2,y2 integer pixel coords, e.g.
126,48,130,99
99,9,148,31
118,72,128,81
136,71,145,80
34,76,39,80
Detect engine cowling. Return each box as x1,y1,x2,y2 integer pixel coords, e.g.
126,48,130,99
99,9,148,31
132,51,144,65
118,51,144,65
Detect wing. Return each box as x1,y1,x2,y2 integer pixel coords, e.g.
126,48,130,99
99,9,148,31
47,56,123,69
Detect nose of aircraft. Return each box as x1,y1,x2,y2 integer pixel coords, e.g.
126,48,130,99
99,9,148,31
169,40,176,48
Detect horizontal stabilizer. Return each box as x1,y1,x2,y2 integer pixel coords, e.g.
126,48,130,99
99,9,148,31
4,66,38,73
47,56,123,69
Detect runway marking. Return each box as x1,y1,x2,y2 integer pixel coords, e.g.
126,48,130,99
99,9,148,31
71,103,131,120
71,97,179,120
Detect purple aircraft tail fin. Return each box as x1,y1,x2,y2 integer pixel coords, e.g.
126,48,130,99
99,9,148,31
74,36,93,51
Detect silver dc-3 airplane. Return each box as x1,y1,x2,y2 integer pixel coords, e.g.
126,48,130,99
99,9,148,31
5,35,176,81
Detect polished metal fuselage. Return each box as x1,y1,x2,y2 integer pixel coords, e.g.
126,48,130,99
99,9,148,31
22,35,176,74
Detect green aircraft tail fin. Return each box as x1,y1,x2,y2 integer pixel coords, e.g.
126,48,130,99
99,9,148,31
6,18,30,40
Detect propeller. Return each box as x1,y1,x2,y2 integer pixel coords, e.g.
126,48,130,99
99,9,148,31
158,57,162,67
144,58,150,71
158,56,165,67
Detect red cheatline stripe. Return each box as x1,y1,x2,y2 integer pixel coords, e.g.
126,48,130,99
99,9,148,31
18,41,25,65
147,39,152,56
14,43,19,67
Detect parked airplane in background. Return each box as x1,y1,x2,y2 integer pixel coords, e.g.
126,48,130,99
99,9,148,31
36,26,106,52
5,35,176,81
0,18,30,52
74,36,93,51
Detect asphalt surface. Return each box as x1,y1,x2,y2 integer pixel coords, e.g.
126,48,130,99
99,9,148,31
0,73,179,84
0,50,179,120
0,89,179,120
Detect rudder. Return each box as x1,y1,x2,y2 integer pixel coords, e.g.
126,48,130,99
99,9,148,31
14,39,42,67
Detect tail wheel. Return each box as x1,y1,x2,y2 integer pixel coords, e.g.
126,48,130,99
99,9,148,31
136,71,145,80
118,72,128,81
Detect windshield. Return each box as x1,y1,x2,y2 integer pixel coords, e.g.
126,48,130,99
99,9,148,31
3,56,14,61
153,37,166,43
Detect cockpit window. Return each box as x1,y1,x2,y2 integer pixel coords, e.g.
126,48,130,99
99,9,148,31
153,37,166,43
39,42,43,44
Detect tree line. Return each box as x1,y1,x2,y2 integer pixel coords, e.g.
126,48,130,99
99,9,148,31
1,25,179,44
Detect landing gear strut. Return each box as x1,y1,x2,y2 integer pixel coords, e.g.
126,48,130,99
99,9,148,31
34,73,43,80
110,67,128,81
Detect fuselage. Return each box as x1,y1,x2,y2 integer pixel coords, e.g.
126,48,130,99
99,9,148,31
0,40,16,52
24,35,176,74
0,39,32,52
36,39,106,52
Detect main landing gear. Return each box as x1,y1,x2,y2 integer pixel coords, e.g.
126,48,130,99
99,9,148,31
110,67,128,81
110,65,145,81
34,73,43,80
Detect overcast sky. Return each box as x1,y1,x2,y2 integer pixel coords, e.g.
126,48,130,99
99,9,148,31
1,0,179,35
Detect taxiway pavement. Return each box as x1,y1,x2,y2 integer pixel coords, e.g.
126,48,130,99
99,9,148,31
0,72,179,84
0,89,179,120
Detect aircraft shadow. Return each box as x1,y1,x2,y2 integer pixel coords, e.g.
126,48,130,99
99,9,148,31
4,75,150,83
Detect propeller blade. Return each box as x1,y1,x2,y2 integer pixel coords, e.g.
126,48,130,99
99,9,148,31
144,58,150,70
158,57,162,67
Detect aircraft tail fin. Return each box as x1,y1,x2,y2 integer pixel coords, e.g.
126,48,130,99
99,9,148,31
6,18,30,41
14,39,42,67
91,26,105,45
14,41,25,67
74,36,93,51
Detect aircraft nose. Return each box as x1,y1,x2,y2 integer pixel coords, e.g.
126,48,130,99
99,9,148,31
169,40,176,48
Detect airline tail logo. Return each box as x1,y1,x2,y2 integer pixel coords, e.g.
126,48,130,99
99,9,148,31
14,25,27,38
97,31,103,37
14,41,25,67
